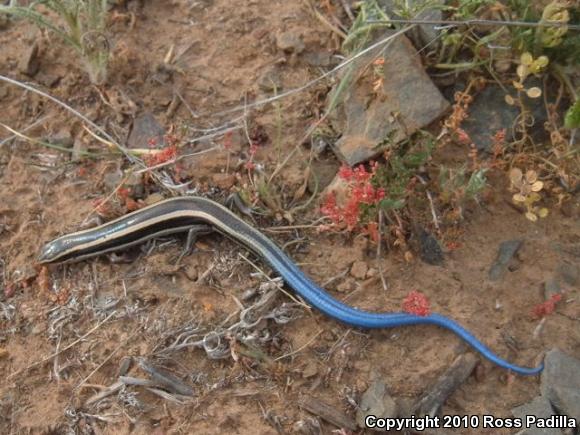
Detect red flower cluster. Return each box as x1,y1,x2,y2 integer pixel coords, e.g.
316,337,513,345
321,163,385,230
532,294,562,319
402,290,431,316
145,144,178,167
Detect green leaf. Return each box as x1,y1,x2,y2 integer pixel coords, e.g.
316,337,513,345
380,198,405,210
564,100,580,129
465,169,488,199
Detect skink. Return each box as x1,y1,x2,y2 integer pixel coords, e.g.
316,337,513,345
38,196,544,375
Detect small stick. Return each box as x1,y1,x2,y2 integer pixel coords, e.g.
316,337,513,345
416,175,440,232
146,387,192,404
0,114,51,147
138,359,194,396
410,353,478,417
8,311,116,380
366,18,579,29
120,376,158,387
298,395,357,431
133,145,221,174
75,329,139,390
0,74,133,161
274,329,323,361
339,0,354,22
84,380,124,407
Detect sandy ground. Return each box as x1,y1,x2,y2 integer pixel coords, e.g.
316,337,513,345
0,1,579,434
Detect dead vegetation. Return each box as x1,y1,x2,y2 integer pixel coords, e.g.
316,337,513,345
0,0,578,433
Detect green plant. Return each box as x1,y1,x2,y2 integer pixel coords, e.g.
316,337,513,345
565,99,580,129
0,0,110,84
373,136,435,213
438,166,488,219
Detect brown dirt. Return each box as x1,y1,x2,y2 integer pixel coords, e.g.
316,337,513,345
0,1,579,434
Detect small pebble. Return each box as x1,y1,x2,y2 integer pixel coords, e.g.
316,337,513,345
19,41,40,77
350,261,368,279
144,193,165,205
276,31,305,54
336,278,355,293
302,362,318,379
544,277,561,300
557,262,579,287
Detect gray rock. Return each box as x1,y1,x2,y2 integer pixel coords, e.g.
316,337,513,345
378,0,444,47
512,396,562,435
47,129,74,149
0,84,8,101
417,227,444,266
258,67,283,92
276,31,305,54
462,82,551,153
127,112,165,149
307,160,339,193
544,277,561,300
19,41,40,77
103,169,124,191
356,380,398,429
329,31,449,166
488,239,523,281
36,71,62,88
541,349,580,425
0,13,10,31
557,262,579,287
303,51,335,67
72,137,88,162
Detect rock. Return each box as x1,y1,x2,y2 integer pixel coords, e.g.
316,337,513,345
276,31,305,54
0,13,10,31
329,31,449,166
303,51,335,67
356,380,398,429
211,173,236,190
512,396,562,435
47,129,74,149
144,193,165,206
541,349,580,424
417,227,444,266
19,41,40,77
350,260,368,279
307,160,339,193
124,171,143,188
543,277,562,300
258,67,283,92
0,85,8,101
557,262,579,287
462,82,551,153
36,71,62,88
322,174,351,206
302,362,318,379
336,278,355,293
378,0,444,47
72,136,91,162
127,112,165,149
488,240,523,281
103,169,124,191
